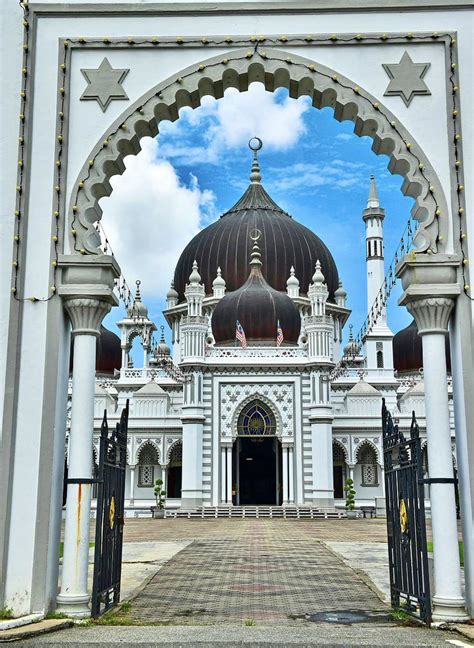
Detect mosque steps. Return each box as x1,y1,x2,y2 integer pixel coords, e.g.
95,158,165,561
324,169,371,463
165,506,345,519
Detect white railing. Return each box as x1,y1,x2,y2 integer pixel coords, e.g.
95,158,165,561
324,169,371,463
119,367,178,383
333,367,397,381
205,346,307,359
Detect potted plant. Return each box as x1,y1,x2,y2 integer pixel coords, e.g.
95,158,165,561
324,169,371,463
344,477,358,519
150,478,166,519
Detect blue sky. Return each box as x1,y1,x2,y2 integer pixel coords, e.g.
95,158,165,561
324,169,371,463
100,83,413,358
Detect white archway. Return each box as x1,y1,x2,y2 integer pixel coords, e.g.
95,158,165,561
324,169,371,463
68,49,448,257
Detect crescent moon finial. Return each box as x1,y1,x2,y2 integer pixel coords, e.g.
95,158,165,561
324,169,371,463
248,137,263,152
249,228,262,242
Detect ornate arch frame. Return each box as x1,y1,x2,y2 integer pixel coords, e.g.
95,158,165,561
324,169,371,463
231,393,283,440
166,439,183,464
65,46,451,257
333,438,349,463
135,439,161,465
354,438,381,466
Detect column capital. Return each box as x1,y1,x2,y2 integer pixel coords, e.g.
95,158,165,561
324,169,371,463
397,253,461,334
406,297,455,335
62,298,112,336
58,254,120,335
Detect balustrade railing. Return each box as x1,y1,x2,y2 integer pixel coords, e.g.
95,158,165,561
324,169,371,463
205,346,307,359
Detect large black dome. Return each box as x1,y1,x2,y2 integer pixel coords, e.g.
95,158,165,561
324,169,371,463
212,242,301,345
173,162,338,302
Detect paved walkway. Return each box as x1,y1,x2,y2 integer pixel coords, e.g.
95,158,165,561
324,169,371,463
126,520,386,625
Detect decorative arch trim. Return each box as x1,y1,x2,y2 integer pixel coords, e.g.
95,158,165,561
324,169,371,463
69,48,447,255
230,393,282,439
332,438,349,462
166,439,183,464
135,439,160,464
355,438,381,465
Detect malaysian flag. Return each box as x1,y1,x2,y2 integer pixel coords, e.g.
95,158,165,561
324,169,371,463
276,320,284,346
235,320,247,349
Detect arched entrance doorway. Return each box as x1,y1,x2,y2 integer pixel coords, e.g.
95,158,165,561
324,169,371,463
232,400,282,506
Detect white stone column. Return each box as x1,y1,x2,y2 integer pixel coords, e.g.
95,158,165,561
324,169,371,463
282,445,289,504
180,408,205,510
288,446,295,504
161,464,168,500
348,464,355,483
226,445,233,505
406,297,466,621
56,297,112,617
129,464,136,506
220,446,227,504
309,413,334,508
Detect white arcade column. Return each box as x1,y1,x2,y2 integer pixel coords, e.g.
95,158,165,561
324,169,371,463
129,464,136,506
56,297,112,617
407,296,467,622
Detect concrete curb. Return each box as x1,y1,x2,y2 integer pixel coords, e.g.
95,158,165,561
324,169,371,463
0,619,73,643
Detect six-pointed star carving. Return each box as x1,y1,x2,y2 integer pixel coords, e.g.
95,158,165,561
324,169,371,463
382,51,431,107
80,57,129,112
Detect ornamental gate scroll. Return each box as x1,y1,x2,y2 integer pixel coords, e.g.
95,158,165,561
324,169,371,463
91,400,129,618
382,398,431,625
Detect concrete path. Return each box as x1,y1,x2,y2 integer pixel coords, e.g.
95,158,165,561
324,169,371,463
17,622,471,646
125,520,385,625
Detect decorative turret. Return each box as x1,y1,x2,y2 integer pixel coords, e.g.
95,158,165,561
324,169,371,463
184,260,205,317
287,266,300,298
128,280,148,320
166,280,179,308
212,266,226,298
308,260,329,316
116,280,156,370
334,281,347,307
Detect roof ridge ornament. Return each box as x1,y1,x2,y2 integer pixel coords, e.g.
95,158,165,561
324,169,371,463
249,137,263,184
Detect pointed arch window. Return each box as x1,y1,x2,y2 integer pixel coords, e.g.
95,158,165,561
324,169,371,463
357,443,378,486
237,400,276,436
137,443,159,487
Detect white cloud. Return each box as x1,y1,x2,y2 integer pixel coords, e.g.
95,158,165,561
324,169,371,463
99,137,216,299
335,133,354,141
156,83,311,165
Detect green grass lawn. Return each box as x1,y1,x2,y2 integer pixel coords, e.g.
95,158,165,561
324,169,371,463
59,542,94,559
427,540,464,566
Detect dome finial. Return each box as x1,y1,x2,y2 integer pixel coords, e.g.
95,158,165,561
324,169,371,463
189,259,201,285
135,279,142,302
312,259,325,284
248,137,263,184
249,229,263,270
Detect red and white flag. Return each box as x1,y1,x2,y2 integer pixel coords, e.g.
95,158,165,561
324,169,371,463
276,320,284,346
236,320,247,349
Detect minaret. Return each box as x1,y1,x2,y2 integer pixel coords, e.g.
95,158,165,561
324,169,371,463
363,176,393,371
364,175,387,323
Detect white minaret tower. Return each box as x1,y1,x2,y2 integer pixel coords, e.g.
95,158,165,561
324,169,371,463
363,176,393,371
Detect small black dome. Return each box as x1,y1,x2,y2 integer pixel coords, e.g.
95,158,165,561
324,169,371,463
70,325,121,375
212,242,301,346
393,319,451,374
173,162,338,302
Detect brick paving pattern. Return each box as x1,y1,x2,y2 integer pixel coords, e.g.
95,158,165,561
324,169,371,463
127,519,386,625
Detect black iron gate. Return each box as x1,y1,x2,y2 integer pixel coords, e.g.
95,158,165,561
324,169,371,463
382,398,431,625
91,400,129,617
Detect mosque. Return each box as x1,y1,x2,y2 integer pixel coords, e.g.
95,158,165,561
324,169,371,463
71,144,455,516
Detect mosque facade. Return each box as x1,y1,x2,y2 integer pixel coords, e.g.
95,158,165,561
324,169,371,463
71,151,456,516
